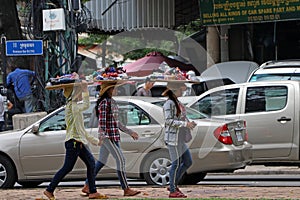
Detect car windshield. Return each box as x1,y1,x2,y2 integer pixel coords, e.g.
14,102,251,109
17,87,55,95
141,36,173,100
152,100,207,119
249,73,300,82
186,107,208,119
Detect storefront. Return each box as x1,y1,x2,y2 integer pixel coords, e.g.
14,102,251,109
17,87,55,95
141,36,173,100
199,0,300,65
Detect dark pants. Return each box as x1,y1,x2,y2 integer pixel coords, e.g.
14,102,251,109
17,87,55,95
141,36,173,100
47,139,97,193
0,121,4,131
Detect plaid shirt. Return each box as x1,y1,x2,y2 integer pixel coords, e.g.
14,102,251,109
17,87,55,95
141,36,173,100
98,97,133,141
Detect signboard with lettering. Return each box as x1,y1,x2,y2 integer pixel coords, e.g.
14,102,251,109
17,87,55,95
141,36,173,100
6,40,43,56
199,0,300,26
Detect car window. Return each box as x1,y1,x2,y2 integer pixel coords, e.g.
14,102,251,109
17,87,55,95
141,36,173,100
83,102,97,128
192,78,235,96
186,107,207,119
38,100,154,131
249,73,300,82
190,88,239,116
245,86,287,113
153,100,207,119
118,103,151,126
39,109,66,132
83,101,154,128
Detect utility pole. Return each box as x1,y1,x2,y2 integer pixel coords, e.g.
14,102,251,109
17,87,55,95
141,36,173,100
30,0,86,111
0,34,6,87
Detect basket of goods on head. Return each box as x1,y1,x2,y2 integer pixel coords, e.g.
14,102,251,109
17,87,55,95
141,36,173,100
145,67,199,84
45,66,130,91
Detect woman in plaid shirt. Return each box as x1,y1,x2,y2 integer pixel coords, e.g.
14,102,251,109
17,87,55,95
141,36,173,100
82,81,141,197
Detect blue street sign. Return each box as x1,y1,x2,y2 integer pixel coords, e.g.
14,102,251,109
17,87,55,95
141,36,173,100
6,40,43,56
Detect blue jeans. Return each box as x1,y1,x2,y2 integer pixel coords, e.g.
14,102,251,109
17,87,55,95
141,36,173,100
19,94,34,113
47,139,97,194
86,138,128,189
167,142,192,193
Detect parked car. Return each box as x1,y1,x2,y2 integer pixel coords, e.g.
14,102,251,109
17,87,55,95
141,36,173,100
248,60,300,82
0,97,251,188
187,80,300,165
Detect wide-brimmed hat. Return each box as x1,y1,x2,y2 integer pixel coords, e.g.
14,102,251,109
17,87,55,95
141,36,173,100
63,83,84,99
63,86,73,98
99,80,125,96
161,80,187,96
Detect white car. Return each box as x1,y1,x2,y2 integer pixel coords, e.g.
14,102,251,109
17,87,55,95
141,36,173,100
0,97,252,188
187,80,300,164
248,60,300,82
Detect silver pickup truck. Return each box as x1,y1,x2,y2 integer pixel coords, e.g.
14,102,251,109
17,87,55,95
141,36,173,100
187,80,300,165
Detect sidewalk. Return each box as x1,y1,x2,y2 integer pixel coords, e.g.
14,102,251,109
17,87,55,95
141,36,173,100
1,184,300,200
0,165,299,200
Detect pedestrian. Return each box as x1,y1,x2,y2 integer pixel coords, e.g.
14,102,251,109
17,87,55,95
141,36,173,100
6,66,36,113
81,80,141,197
5,85,23,128
0,92,6,131
43,78,107,200
135,77,154,96
162,81,196,198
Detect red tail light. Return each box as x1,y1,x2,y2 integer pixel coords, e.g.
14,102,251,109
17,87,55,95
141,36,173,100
244,121,248,141
214,124,233,145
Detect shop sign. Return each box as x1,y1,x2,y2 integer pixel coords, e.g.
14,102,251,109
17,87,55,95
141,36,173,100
199,0,300,25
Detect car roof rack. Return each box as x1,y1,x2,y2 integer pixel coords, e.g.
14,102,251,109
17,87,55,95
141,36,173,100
260,59,300,69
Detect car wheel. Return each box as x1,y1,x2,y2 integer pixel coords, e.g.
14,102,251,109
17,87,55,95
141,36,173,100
0,156,16,188
17,181,43,188
142,150,171,186
179,172,207,185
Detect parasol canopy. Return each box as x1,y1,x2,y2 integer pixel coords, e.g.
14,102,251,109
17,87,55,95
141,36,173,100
123,52,199,76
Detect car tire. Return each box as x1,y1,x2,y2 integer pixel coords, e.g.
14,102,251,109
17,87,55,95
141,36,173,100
0,156,16,188
142,150,171,186
179,172,207,185
17,181,43,188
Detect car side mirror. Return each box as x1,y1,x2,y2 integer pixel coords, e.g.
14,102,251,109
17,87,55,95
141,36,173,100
32,124,40,134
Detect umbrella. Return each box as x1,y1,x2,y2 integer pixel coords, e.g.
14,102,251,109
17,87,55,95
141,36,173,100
123,52,199,76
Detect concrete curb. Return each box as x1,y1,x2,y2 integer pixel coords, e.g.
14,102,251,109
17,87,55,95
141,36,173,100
229,165,300,175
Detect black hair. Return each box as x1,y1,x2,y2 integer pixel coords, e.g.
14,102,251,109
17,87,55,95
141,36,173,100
165,90,181,117
95,90,110,118
145,77,152,83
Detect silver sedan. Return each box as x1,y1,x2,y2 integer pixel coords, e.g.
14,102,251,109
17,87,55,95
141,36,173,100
0,97,252,188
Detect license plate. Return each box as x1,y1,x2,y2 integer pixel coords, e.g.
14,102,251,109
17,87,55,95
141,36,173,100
235,131,243,141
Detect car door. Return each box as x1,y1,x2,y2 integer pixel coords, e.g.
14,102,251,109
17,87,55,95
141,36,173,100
116,102,163,170
239,84,294,160
84,100,163,174
19,109,71,178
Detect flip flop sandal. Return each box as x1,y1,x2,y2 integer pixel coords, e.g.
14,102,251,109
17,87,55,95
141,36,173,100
80,192,89,197
89,193,108,199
